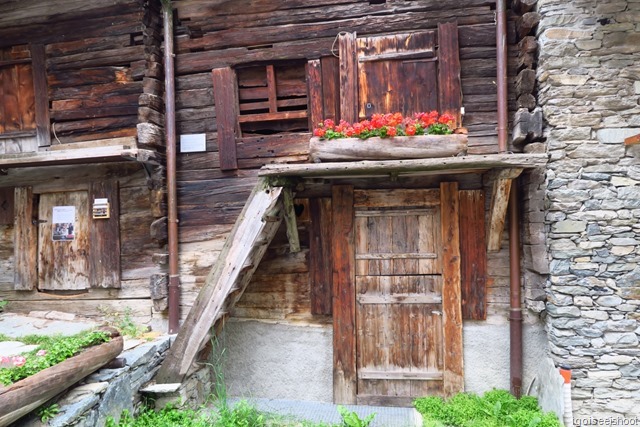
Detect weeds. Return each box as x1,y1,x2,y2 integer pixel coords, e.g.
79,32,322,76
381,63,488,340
99,306,148,338
0,298,7,312
336,406,375,427
37,403,60,423
414,389,561,427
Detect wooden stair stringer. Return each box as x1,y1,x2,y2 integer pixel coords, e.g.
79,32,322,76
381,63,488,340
155,179,284,384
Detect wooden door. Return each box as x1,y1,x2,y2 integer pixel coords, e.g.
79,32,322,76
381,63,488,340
352,187,462,406
38,191,90,290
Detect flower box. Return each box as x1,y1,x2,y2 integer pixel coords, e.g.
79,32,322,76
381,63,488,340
309,134,468,163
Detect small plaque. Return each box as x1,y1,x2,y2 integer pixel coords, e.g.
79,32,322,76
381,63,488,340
93,198,110,219
180,133,206,153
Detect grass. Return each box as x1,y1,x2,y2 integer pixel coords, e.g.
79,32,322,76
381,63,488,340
414,389,561,427
0,330,110,386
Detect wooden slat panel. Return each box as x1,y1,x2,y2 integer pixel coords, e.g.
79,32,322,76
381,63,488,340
356,253,436,260
459,190,487,320
89,181,121,288
306,59,324,130
339,32,358,123
354,189,440,208
332,184,356,404
355,209,434,218
2,61,21,132
357,293,442,304
13,187,37,290
211,67,240,170
358,369,443,380
0,187,14,225
357,32,435,61
31,44,51,147
320,56,340,122
437,22,463,127
309,197,332,315
440,182,464,396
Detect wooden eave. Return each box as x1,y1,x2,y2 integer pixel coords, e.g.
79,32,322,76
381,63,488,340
258,153,548,179
260,152,548,252
0,145,162,169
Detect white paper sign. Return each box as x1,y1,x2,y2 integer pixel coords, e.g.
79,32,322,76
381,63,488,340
180,133,206,153
52,206,76,241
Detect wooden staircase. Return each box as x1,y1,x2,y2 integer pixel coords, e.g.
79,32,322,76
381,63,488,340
155,178,285,384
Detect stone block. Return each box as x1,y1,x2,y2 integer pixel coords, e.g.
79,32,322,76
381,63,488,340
552,220,587,233
597,128,640,144
596,295,623,307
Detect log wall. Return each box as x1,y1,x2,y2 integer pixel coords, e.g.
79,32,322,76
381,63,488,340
171,0,519,326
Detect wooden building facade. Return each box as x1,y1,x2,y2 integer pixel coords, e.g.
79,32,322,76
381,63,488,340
0,0,549,406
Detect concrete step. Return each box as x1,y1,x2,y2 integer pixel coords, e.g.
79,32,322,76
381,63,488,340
227,397,422,427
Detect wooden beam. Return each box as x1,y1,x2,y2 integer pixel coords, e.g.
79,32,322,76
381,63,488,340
0,146,160,168
0,187,14,225
266,65,278,113
259,154,548,178
155,179,284,384
339,32,358,123
13,187,37,290
282,187,301,253
440,181,464,396
332,184,356,404
486,168,523,252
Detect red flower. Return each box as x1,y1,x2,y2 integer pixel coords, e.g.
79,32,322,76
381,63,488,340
314,128,326,137
406,125,416,136
386,126,397,137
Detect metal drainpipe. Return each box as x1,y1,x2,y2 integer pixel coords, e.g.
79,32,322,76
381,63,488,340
496,0,509,153
496,0,523,396
163,1,180,334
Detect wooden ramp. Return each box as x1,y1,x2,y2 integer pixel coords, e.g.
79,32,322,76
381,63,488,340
155,178,284,384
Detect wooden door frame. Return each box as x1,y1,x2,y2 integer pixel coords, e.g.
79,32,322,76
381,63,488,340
331,182,464,404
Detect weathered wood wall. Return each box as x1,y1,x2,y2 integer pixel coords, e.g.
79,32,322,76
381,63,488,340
0,0,160,147
0,163,161,326
171,0,518,326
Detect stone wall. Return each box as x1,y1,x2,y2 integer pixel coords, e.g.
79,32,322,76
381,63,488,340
537,0,640,419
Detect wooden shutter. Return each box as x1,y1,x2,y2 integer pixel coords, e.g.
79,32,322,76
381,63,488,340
307,57,340,129
309,197,332,315
338,22,462,124
459,190,487,320
13,187,37,290
0,46,36,135
89,181,121,288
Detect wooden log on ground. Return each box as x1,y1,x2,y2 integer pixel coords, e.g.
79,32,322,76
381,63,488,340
0,334,124,426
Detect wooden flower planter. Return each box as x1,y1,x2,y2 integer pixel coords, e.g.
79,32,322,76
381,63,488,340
309,134,468,163
0,330,123,426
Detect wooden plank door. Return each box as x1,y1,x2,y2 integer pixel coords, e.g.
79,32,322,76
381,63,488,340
38,191,90,290
352,187,462,406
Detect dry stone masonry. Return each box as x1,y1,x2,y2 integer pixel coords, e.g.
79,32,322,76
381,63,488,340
537,0,640,419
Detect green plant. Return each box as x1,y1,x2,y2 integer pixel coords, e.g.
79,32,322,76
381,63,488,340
99,306,148,338
0,330,109,386
414,389,561,427
336,406,375,427
37,403,60,423
0,299,7,312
